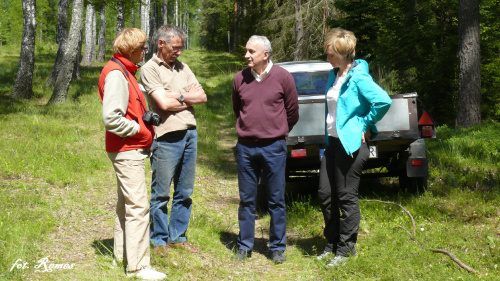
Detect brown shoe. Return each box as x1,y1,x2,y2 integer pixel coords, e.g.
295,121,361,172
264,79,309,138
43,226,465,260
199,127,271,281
167,242,199,253
153,245,168,257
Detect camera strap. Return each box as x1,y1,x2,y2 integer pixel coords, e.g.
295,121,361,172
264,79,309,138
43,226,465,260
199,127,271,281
110,57,148,113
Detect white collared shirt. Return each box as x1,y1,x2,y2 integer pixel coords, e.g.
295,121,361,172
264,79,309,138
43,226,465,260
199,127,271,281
251,60,273,82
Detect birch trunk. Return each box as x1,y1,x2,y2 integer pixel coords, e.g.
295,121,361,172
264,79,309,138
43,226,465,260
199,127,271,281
97,3,107,62
56,0,70,45
12,0,36,99
162,0,168,25
131,0,135,28
47,0,71,86
47,0,85,104
141,0,150,37
81,3,95,66
73,29,83,80
175,0,178,26
116,0,125,34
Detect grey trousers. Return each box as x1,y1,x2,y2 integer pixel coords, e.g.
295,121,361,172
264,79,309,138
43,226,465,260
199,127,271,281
318,137,369,257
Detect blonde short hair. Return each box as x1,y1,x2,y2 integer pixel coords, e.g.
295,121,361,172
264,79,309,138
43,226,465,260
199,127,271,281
113,28,147,56
324,28,357,60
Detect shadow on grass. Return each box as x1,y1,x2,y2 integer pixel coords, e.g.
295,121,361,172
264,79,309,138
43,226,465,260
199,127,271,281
220,228,326,258
219,231,277,259
0,94,24,115
71,65,106,102
289,236,326,256
91,238,114,258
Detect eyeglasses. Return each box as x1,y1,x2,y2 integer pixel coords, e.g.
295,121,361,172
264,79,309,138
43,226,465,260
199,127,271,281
141,46,148,52
167,44,183,52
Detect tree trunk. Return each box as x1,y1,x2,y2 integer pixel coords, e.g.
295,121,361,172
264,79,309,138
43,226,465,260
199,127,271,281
162,0,168,25
184,10,189,49
92,7,97,62
323,0,328,37
175,0,178,26
131,0,135,28
232,0,239,52
47,0,85,104
74,29,83,80
97,3,107,62
47,0,71,86
11,0,36,99
116,0,125,34
141,0,150,36
147,1,159,60
81,3,95,66
38,11,43,42
456,0,481,128
294,0,304,61
56,0,70,45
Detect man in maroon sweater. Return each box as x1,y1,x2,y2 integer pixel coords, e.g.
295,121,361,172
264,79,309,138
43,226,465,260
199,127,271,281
231,35,299,263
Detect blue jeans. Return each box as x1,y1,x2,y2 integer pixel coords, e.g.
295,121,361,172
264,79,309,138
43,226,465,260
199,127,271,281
150,128,197,246
236,140,287,252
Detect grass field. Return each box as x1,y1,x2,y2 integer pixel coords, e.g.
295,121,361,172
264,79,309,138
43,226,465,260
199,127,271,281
0,45,499,280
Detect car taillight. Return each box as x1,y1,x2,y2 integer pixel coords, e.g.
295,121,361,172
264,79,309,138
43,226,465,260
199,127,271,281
291,149,307,158
411,160,423,166
418,111,435,138
421,126,434,137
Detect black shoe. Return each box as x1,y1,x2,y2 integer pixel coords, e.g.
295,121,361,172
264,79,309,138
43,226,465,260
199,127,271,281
271,250,286,264
232,249,249,261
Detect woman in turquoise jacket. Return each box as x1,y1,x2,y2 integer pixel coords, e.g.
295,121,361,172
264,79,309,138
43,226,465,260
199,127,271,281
317,28,392,267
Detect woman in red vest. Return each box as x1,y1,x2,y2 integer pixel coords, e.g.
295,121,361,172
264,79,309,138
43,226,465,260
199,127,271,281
98,28,165,280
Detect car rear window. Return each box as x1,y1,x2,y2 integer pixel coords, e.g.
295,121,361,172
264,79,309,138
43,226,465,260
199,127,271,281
291,71,330,96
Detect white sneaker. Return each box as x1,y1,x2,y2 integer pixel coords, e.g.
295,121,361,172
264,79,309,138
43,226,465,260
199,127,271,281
127,267,166,280
316,250,333,260
327,255,348,267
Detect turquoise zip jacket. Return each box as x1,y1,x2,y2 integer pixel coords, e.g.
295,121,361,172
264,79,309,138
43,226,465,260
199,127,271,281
325,59,392,155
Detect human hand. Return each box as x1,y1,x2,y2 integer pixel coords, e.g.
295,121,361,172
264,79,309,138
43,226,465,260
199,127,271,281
362,131,371,143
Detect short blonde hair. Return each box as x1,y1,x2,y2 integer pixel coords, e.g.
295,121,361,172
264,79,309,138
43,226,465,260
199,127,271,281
324,28,357,60
113,28,147,56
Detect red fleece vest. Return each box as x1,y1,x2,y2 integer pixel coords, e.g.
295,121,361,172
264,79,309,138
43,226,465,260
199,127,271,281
98,54,154,153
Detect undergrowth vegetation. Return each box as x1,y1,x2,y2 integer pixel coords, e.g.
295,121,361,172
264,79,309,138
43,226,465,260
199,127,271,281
0,45,499,280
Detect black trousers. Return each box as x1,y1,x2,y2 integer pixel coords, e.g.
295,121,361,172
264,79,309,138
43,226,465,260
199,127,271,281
318,137,369,257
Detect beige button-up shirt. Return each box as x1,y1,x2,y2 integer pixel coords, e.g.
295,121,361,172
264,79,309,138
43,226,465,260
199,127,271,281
140,54,199,137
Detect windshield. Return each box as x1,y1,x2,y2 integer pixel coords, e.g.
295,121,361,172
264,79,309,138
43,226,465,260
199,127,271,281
291,71,330,96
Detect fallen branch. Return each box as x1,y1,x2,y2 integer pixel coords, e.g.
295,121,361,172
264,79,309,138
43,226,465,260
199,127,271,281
361,199,478,274
428,248,477,273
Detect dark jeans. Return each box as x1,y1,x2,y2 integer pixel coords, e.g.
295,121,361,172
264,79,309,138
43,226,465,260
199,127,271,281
318,137,369,257
236,140,287,252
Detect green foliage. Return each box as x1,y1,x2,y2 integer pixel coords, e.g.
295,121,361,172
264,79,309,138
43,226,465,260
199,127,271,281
427,121,500,192
262,0,337,62
1,0,23,45
332,0,459,125
480,0,500,121
198,0,234,51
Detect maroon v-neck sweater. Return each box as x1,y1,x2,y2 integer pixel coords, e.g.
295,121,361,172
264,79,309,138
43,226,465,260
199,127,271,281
232,65,299,144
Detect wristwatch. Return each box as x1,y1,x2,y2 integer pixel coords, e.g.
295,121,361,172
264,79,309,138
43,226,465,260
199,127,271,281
179,91,184,103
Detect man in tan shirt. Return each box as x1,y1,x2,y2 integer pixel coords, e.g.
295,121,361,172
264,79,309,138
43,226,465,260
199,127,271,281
140,25,207,256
